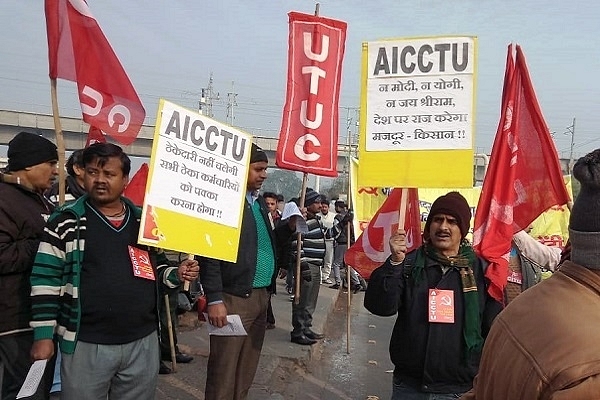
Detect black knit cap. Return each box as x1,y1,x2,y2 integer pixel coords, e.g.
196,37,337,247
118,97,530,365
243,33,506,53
424,191,471,239
250,143,268,163
569,149,600,269
304,188,322,206
7,131,58,171
570,149,600,232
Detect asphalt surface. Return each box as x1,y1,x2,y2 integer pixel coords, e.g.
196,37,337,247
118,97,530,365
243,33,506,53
156,279,341,400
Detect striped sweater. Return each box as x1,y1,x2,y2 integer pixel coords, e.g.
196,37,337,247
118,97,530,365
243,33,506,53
29,195,180,354
290,214,347,266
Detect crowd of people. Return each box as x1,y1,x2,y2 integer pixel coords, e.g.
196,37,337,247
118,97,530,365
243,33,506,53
1,129,591,400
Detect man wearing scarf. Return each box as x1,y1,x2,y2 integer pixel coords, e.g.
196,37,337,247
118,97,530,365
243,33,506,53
365,192,502,399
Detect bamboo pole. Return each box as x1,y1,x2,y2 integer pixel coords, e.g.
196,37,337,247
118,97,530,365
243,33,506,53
164,294,177,372
50,78,66,206
294,173,309,305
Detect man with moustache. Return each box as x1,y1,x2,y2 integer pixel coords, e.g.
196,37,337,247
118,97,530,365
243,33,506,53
29,143,198,400
365,192,502,399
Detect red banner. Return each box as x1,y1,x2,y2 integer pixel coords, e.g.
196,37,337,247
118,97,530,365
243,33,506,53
276,11,347,177
123,163,149,207
473,44,570,302
45,0,145,146
85,125,107,147
345,188,422,280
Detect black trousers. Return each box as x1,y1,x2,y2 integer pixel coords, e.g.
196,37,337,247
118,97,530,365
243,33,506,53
0,331,55,400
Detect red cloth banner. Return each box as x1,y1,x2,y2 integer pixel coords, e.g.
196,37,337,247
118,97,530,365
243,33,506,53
45,0,145,146
276,11,347,177
345,188,422,280
85,125,107,147
123,163,149,207
473,44,570,302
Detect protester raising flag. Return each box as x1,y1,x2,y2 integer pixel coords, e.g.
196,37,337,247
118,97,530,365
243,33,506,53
276,11,347,177
473,44,570,303
345,188,422,280
45,0,145,145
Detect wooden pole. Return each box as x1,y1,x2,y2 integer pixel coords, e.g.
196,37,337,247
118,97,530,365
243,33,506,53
345,115,353,354
50,78,66,206
294,173,309,305
164,294,177,372
398,188,408,228
183,254,195,292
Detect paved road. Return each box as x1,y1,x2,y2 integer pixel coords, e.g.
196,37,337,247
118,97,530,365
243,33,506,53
266,291,396,400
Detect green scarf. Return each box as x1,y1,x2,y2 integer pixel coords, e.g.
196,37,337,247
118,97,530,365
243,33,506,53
412,240,483,356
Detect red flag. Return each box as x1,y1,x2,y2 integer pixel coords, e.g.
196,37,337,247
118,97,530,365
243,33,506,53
276,12,347,177
473,44,570,302
45,0,145,146
123,163,148,207
85,125,107,147
345,188,422,280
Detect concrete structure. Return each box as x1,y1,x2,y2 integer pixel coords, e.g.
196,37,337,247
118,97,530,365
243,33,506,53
0,109,572,185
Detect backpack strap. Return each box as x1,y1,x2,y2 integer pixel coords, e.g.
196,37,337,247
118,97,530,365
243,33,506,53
402,251,417,280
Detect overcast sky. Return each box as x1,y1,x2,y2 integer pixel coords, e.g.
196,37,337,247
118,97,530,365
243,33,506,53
1,0,599,160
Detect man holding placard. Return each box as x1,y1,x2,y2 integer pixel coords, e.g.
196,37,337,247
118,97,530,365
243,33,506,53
199,144,297,400
29,143,199,400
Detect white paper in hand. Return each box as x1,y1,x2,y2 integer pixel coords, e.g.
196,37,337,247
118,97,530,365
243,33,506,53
17,359,47,399
203,314,248,336
281,202,308,234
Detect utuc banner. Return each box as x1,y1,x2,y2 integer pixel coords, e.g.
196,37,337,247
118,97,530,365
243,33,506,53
276,11,347,177
358,36,477,187
45,0,146,145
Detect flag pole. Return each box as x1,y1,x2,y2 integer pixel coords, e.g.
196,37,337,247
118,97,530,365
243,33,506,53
292,1,321,306
294,173,309,305
50,78,66,206
345,114,353,354
398,188,408,228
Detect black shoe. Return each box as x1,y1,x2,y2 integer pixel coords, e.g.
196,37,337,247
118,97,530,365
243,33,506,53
266,322,276,330
329,283,340,289
304,330,324,340
291,335,317,345
352,284,361,294
175,352,194,363
162,352,194,364
159,361,172,375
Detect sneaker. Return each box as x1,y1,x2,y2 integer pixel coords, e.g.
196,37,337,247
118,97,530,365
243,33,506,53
329,283,340,289
322,279,334,285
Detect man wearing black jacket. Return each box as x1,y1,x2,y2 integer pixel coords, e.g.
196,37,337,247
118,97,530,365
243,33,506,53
0,132,58,400
199,144,297,400
364,192,502,398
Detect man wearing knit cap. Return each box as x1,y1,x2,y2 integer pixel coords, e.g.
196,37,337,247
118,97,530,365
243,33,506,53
365,191,502,398
463,149,600,400
0,131,58,399
199,143,297,400
289,188,327,345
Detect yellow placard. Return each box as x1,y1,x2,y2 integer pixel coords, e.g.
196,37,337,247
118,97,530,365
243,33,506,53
358,36,478,188
138,100,251,262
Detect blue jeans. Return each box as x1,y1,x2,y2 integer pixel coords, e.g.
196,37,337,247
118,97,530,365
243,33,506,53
391,376,463,400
